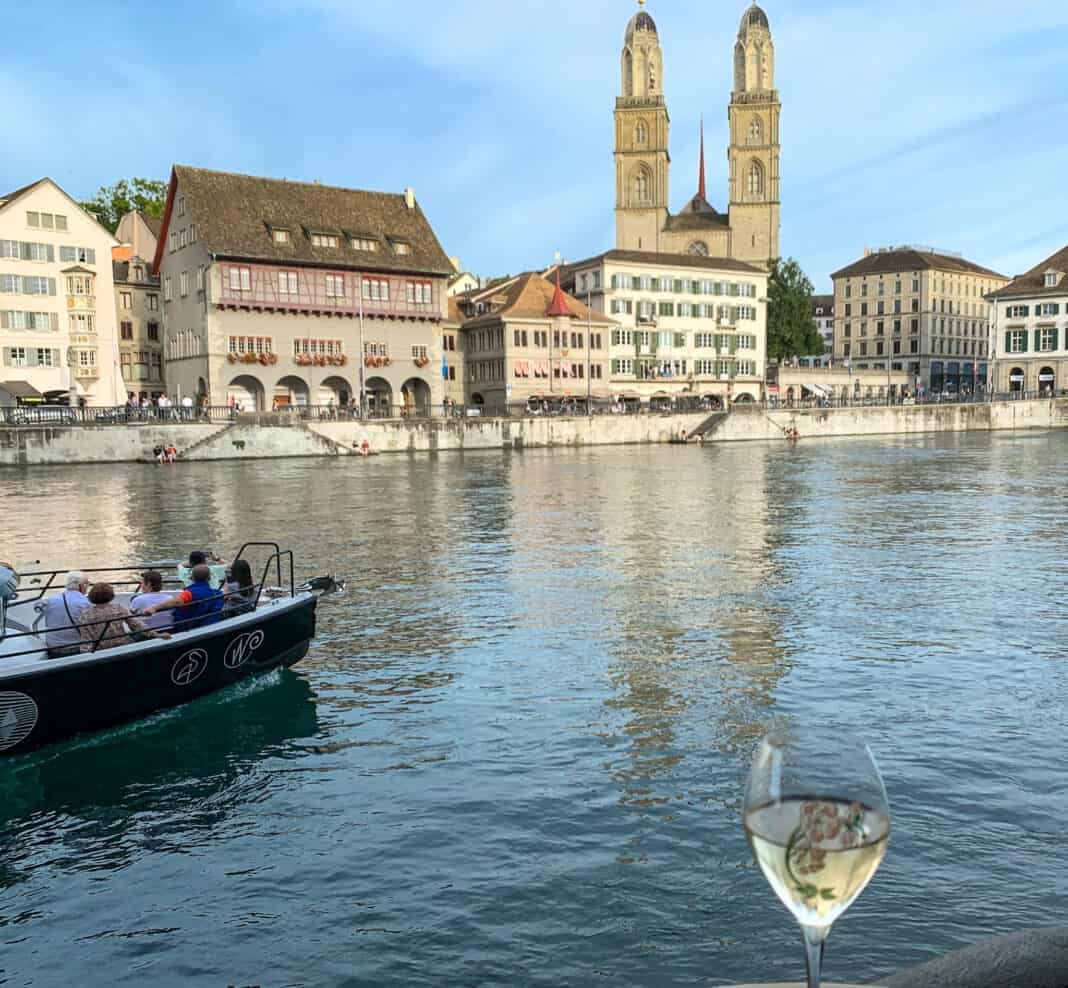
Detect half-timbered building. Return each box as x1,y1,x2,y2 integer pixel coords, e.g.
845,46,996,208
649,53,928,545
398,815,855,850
153,166,453,412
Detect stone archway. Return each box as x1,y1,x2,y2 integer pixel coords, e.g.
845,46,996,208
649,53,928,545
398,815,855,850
318,375,353,408
364,376,393,417
1009,367,1025,394
401,377,431,415
228,374,265,412
1039,366,1055,396
274,375,309,408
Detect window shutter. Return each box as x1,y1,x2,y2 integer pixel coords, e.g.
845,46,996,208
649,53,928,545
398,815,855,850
1034,329,1042,352
1004,331,1012,354
48,279,56,296
87,248,96,265
27,348,38,367
1052,329,1059,351
52,348,60,366
2,347,9,366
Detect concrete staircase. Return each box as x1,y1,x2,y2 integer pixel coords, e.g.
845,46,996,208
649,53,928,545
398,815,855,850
689,411,730,438
173,423,238,460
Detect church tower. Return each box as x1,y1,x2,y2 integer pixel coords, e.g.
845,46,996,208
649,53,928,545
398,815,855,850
614,3,670,252
727,3,781,265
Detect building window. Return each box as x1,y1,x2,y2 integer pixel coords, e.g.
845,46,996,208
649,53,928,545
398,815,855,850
120,291,132,309
164,277,172,301
179,271,189,296
65,275,92,296
25,211,66,231
1039,328,1057,352
391,240,411,256
747,161,764,197
120,321,133,340
177,195,186,217
1037,303,1059,316
228,267,251,292
351,237,378,252
362,278,389,302
310,232,339,248
747,117,762,145
279,271,299,295
1006,305,1029,318
635,120,647,145
196,266,204,291
406,281,432,305
1045,272,1060,288
411,345,428,361
147,293,159,311
1009,330,1027,353
147,321,159,341
273,229,290,243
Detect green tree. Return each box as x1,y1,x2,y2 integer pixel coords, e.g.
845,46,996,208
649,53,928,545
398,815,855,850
80,177,167,233
766,256,823,361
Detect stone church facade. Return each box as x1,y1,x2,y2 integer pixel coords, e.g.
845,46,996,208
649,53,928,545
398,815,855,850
614,2,781,267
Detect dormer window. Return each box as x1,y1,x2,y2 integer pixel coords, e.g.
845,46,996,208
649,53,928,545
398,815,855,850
1044,271,1062,288
389,239,411,256
310,232,339,248
177,195,186,217
351,237,378,252
132,265,143,280
273,228,291,244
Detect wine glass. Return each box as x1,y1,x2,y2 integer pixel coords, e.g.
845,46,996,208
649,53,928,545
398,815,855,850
744,728,890,988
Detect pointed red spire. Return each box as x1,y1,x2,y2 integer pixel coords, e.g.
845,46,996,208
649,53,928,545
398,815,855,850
698,116,707,201
546,268,573,318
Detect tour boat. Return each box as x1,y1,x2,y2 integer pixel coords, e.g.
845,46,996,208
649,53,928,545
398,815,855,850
0,544,319,757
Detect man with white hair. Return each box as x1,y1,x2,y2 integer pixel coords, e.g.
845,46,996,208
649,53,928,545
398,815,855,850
45,571,91,658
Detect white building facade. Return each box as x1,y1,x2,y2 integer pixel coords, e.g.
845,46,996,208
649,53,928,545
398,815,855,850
0,179,123,407
988,246,1068,395
561,249,767,402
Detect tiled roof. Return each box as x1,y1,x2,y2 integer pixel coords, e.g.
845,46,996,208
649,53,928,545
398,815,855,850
811,294,834,314
832,248,1006,281
167,165,453,277
664,197,730,233
563,248,764,275
987,245,1068,300
459,272,614,326
0,178,46,208
140,211,162,239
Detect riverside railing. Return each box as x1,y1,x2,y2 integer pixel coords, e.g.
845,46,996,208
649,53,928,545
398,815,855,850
2,391,1064,427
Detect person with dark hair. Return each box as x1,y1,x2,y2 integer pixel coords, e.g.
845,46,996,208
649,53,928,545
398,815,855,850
130,571,176,631
77,583,171,653
179,550,228,589
223,559,257,617
138,564,224,631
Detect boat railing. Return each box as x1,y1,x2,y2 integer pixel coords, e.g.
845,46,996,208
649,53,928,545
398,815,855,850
0,575,281,660
232,542,294,606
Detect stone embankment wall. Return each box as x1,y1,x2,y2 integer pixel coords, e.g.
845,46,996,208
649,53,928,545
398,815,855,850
1,399,1066,466
0,413,708,466
707,397,1066,443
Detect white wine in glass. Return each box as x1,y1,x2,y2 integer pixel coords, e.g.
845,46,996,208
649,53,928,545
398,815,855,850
744,731,890,988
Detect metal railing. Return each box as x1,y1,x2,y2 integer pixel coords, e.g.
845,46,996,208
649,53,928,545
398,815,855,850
1,548,297,660
760,389,1068,411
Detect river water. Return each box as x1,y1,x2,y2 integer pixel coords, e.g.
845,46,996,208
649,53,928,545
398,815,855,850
1,434,1067,987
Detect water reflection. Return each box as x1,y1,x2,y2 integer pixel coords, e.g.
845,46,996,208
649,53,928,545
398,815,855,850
0,673,318,894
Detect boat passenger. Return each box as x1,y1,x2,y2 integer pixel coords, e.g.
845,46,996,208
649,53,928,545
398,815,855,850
44,571,91,658
138,564,225,632
0,561,18,603
130,571,176,631
222,559,257,618
77,583,171,653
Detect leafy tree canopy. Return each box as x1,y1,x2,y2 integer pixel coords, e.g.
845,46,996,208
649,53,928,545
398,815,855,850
766,256,824,361
81,177,167,233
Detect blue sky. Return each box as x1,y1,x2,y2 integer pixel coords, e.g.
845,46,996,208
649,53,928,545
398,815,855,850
3,0,1067,288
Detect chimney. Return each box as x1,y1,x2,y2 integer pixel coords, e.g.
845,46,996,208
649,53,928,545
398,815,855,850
112,244,133,261
404,187,416,210
863,247,872,257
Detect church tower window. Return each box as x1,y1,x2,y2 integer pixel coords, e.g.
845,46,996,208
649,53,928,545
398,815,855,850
688,241,710,257
635,121,647,145
624,50,633,97
748,117,762,145
747,161,764,197
634,168,650,205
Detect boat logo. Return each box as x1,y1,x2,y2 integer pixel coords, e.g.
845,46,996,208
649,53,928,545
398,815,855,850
171,649,209,686
0,692,39,752
223,630,265,670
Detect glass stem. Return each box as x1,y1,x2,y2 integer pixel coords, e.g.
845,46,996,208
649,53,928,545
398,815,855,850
802,925,827,988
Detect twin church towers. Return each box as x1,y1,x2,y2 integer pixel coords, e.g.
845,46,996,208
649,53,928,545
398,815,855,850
613,1,781,265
